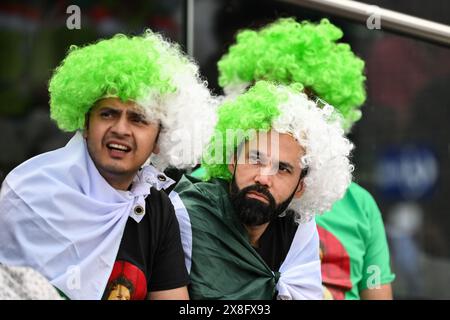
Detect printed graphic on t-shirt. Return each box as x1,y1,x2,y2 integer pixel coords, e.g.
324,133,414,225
103,260,147,300
318,226,352,299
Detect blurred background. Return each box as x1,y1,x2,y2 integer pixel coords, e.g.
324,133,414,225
0,0,449,299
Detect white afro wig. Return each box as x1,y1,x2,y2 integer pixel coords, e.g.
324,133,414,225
137,31,218,171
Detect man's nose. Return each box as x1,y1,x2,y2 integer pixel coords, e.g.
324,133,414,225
254,165,274,187
111,115,131,136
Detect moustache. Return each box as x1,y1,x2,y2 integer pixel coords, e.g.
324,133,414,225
240,184,276,207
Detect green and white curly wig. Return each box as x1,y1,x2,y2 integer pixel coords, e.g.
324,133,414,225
49,30,216,170
218,18,366,131
203,81,353,222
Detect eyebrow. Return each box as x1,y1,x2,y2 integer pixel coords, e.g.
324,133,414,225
97,106,147,118
96,106,121,115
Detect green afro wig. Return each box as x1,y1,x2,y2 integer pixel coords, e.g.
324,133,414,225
218,18,366,130
49,30,182,132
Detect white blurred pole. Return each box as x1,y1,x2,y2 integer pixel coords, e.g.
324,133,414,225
187,0,195,55
277,0,450,46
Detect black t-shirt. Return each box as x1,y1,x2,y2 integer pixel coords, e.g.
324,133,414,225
253,211,299,272
102,187,189,300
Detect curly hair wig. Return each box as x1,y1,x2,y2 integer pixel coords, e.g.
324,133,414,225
49,30,217,170
203,81,354,222
218,18,366,130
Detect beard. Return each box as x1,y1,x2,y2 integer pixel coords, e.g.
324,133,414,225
230,180,292,226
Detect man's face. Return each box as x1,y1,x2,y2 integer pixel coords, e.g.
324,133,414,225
107,284,131,300
84,98,160,189
229,130,306,226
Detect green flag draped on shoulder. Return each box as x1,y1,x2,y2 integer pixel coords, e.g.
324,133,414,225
171,175,278,299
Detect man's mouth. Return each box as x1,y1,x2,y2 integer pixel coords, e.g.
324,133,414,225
107,143,131,152
246,191,269,203
105,141,132,159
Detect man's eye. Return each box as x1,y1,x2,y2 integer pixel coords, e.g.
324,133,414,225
279,165,292,174
100,111,113,118
132,117,149,125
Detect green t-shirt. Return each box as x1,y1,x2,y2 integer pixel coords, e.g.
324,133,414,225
316,182,395,300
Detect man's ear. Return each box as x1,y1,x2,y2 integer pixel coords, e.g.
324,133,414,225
152,124,162,155
294,180,306,199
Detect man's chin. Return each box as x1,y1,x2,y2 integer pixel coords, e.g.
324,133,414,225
244,220,270,227
238,204,274,226
99,163,135,177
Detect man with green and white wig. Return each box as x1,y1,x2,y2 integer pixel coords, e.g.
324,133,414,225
0,30,216,300
212,18,395,300
171,80,354,299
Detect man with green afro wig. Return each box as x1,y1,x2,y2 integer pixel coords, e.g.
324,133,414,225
0,30,217,300
212,18,395,300
171,80,354,299
49,29,217,170
218,17,366,131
